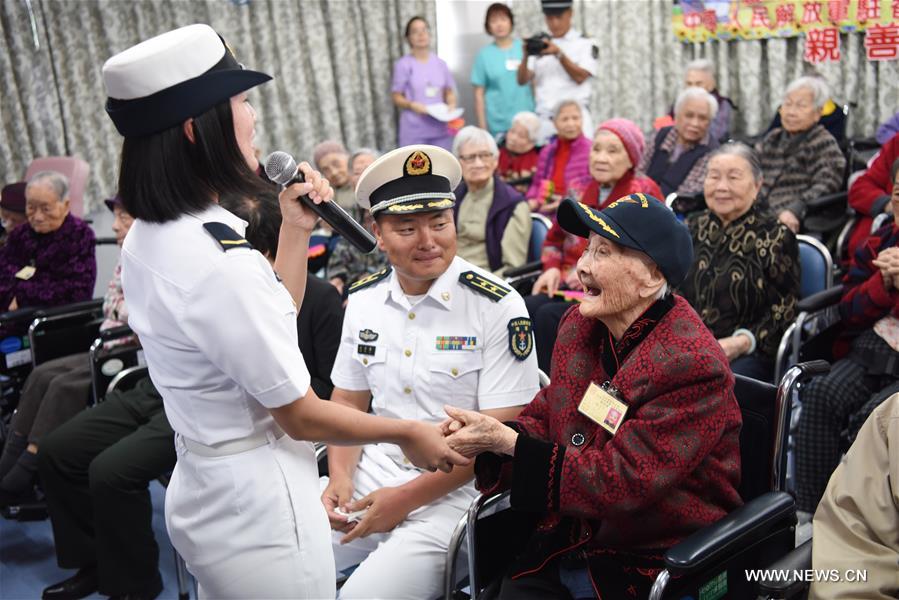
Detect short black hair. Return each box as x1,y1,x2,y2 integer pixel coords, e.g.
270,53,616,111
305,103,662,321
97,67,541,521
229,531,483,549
219,185,282,260
485,3,514,35
404,16,428,40
118,99,268,223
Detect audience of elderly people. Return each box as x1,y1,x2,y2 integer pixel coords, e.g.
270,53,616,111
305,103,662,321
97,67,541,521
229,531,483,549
795,158,899,523
1,182,28,248
0,195,132,507
845,132,899,260
678,143,800,382
527,117,662,372
526,99,591,216
313,140,356,213
452,126,531,276
442,195,741,599
755,76,845,233
326,147,389,297
640,86,719,198
498,111,541,194
0,171,96,316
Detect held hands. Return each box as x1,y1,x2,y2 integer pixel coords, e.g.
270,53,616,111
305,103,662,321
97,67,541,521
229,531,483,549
441,405,517,458
532,267,562,297
277,161,334,232
872,247,899,290
399,421,470,473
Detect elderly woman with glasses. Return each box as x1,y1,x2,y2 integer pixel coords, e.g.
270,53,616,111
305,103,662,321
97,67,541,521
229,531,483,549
452,126,532,276
755,76,845,233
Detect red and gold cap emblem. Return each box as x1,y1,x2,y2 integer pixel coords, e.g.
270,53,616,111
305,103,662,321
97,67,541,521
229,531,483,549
404,150,431,176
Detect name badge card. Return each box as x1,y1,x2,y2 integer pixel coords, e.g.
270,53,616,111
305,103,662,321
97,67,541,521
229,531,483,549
425,85,439,98
15,266,36,280
505,59,520,71
578,382,628,436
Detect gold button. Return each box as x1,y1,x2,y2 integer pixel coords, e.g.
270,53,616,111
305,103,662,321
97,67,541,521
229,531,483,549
404,349,412,357
403,387,412,394
362,358,368,365
408,312,416,320
451,368,459,376
441,292,450,301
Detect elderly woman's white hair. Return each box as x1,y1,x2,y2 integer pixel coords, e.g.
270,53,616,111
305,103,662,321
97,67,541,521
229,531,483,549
674,86,719,121
684,58,715,77
26,171,69,201
509,111,541,143
452,126,499,158
784,76,830,111
551,99,582,120
350,147,381,164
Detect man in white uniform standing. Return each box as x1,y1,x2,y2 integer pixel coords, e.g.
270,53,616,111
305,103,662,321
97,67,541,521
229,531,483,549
321,145,540,600
518,0,599,143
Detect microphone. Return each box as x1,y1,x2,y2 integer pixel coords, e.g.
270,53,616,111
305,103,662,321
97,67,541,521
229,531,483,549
264,151,377,254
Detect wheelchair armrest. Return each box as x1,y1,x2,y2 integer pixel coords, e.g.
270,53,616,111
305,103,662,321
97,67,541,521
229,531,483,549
805,191,847,211
503,175,533,188
849,136,881,153
0,306,41,324
756,539,812,598
98,324,134,342
796,285,843,313
33,298,103,319
504,261,543,279
664,491,796,577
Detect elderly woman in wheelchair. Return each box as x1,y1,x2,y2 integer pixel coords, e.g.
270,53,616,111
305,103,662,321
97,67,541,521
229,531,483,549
0,196,133,507
679,143,800,382
443,195,742,599
795,158,899,521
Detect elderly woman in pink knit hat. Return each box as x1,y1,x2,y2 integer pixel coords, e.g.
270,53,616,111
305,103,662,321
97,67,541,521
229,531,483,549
526,117,662,372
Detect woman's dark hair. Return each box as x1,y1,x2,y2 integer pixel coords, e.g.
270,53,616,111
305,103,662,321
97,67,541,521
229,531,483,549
891,157,899,184
484,3,514,35
118,99,268,223
219,185,282,260
404,16,429,40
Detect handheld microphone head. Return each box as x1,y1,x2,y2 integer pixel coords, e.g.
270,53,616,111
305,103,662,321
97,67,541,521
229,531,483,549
264,151,299,185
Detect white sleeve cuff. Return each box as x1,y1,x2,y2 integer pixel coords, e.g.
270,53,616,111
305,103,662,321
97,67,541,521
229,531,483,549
732,328,757,356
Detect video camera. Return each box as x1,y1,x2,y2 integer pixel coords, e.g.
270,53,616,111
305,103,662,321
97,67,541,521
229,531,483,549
524,33,551,56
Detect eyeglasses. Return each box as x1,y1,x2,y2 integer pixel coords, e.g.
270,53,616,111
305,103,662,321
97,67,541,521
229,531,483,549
458,152,495,163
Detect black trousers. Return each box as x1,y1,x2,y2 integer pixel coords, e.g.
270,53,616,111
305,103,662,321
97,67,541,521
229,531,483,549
524,294,572,374
37,377,176,595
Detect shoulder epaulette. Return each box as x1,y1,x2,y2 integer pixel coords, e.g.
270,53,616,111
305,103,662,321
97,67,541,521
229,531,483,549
203,222,253,252
458,271,511,302
348,267,392,294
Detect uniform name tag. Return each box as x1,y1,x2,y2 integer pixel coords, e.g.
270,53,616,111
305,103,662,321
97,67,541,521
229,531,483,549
15,266,36,280
357,344,376,356
505,58,520,70
578,382,628,436
425,85,439,98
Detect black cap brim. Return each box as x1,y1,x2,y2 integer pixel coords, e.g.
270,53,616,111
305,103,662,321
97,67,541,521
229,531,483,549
556,198,646,254
106,68,271,138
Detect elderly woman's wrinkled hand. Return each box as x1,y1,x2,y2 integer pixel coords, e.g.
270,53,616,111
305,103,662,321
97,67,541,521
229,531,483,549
443,405,517,458
777,210,800,233
278,161,334,232
872,247,899,289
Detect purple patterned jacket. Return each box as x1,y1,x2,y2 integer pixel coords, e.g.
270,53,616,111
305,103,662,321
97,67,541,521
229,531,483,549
0,213,96,311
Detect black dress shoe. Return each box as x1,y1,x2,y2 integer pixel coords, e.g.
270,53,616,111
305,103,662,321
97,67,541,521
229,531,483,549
107,577,163,600
42,566,99,600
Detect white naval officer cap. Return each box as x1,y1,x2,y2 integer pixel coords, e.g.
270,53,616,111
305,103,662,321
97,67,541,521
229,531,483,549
354,145,462,216
102,23,271,138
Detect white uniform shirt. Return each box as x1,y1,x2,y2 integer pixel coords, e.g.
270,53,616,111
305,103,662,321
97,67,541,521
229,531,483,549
121,203,310,446
331,256,539,465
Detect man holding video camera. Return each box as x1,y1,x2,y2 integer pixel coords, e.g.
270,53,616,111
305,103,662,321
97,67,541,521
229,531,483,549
517,0,598,143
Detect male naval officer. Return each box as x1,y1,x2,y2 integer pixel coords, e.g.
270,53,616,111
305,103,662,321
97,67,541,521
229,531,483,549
320,145,540,599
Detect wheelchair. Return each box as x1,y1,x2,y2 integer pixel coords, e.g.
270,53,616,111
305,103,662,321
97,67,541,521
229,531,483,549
443,362,830,600
502,213,552,296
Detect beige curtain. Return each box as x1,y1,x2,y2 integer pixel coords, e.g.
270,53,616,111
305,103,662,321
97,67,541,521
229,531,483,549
509,0,899,138
0,0,435,213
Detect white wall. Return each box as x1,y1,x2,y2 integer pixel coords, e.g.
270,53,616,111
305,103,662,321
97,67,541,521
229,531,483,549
435,0,495,132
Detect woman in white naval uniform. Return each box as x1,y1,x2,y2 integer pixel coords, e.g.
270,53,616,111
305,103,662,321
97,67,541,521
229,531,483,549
101,24,467,599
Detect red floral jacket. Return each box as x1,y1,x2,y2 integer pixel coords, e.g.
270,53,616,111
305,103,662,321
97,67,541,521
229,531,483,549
475,295,742,596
